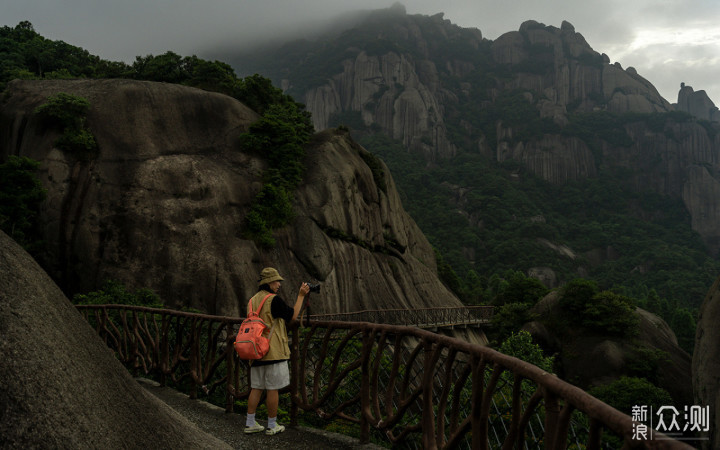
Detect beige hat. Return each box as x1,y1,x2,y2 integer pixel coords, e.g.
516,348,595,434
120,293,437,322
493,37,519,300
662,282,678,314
258,267,284,286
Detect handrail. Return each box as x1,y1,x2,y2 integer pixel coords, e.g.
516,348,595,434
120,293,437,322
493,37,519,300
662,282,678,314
76,304,692,449
312,306,494,327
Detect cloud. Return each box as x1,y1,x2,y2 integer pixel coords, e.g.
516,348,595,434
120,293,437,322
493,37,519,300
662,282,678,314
3,0,719,103
599,21,720,102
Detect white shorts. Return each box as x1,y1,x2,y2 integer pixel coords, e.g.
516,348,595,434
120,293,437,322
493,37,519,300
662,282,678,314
250,361,290,390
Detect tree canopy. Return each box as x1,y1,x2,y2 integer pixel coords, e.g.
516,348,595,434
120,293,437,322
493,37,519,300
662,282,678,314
0,156,47,253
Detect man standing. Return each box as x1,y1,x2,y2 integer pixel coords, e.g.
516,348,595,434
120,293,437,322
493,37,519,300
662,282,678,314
244,267,310,435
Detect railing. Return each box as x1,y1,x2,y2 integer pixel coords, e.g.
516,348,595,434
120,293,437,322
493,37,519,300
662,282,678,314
311,306,493,328
76,304,691,449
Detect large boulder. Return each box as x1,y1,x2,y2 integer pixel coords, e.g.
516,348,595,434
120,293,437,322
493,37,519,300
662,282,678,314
693,274,720,449
0,230,230,449
526,291,693,406
0,79,470,324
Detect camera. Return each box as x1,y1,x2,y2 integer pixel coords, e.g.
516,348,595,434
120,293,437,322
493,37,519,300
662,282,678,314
306,282,320,293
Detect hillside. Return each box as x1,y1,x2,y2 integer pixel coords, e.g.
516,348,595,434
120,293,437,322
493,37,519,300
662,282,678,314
226,5,720,330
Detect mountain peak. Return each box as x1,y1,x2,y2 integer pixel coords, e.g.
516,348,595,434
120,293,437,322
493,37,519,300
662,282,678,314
677,82,720,122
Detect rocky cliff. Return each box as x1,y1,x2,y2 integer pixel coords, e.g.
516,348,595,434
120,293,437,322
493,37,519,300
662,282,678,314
693,275,720,449
0,79,470,322
303,50,458,161
490,20,670,115
501,119,720,253
266,10,673,162
526,291,693,407
0,229,231,449
677,83,720,122
232,7,720,255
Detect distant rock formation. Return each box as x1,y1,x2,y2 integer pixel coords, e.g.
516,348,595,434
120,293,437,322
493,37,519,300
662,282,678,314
296,17,672,163
526,291,693,407
0,230,231,449
0,79,477,332
491,20,671,115
676,83,720,122
234,12,720,253
303,47,459,160
693,274,720,449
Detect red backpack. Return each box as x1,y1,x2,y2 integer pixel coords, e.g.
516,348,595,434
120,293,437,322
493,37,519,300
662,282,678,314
234,293,275,360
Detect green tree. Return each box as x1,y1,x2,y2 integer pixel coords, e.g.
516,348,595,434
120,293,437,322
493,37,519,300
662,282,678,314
490,303,536,345
248,184,295,229
34,92,98,158
72,279,162,307
556,279,639,337
435,248,463,294
235,73,293,115
464,269,485,304
644,289,661,313
131,51,186,83
1,21,110,90
559,278,599,314
0,156,47,252
237,88,314,247
582,290,639,337
588,376,672,417
492,270,548,306
34,92,91,129
669,308,696,354
182,56,237,94
625,347,670,384
499,330,554,373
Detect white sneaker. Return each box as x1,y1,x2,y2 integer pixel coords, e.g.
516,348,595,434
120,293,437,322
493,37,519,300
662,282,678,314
244,423,265,434
265,424,285,435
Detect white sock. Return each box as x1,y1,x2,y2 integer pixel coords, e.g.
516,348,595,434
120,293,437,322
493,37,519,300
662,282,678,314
246,413,256,427
268,417,277,429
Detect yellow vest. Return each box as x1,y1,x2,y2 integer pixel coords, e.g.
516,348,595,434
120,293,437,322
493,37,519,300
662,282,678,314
249,290,290,361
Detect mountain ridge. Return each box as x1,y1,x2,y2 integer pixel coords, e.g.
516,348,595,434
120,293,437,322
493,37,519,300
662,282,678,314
224,6,720,308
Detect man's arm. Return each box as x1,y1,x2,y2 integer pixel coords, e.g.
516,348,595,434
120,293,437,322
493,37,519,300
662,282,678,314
292,283,311,321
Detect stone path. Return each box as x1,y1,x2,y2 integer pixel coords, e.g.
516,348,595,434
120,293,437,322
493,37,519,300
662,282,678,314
137,378,383,450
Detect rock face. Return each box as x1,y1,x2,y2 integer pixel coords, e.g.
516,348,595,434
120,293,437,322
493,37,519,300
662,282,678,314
278,131,455,313
693,275,720,449
677,83,720,122
241,11,720,254
491,20,670,115
0,79,470,321
303,34,459,161
0,230,231,449
526,291,693,407
289,17,672,164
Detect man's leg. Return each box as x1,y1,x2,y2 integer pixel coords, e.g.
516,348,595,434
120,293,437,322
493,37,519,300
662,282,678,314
245,385,266,433
264,362,288,434
266,389,279,418
247,388,263,414
265,389,285,434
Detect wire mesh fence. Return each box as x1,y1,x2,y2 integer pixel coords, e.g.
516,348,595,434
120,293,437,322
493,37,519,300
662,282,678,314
77,304,692,449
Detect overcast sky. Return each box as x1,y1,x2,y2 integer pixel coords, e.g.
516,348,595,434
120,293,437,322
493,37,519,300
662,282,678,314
4,0,719,105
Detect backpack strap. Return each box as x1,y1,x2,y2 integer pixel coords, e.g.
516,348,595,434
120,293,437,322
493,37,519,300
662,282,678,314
247,293,276,339
248,293,275,316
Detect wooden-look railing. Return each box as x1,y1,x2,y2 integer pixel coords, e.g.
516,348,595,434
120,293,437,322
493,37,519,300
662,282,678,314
312,306,493,328
76,305,692,449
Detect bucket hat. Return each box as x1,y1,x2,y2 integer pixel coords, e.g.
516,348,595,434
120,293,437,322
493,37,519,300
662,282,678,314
258,267,284,286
